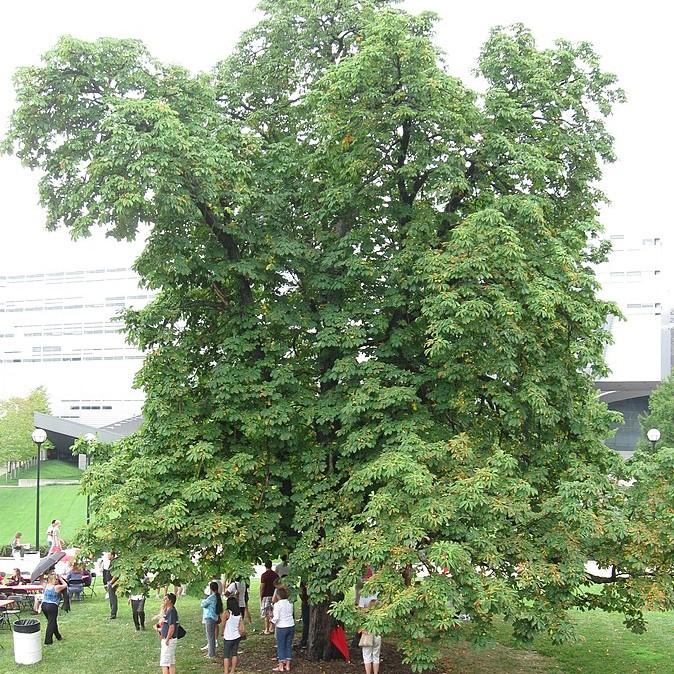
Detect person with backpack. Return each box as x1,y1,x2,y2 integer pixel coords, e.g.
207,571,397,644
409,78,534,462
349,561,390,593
226,576,250,627
157,592,179,674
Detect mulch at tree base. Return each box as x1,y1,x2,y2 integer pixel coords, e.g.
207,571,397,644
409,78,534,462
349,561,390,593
239,633,444,674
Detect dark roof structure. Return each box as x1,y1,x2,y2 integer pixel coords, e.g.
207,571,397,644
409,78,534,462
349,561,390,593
33,411,143,461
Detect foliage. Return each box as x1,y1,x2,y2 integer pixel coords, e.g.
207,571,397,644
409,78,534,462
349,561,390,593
636,373,674,452
3,1,652,669
0,386,52,464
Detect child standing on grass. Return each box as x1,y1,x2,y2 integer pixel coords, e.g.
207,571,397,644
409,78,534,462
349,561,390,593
222,595,246,674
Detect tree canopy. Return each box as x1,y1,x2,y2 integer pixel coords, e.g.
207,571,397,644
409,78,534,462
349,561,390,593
0,387,51,466
8,1,669,669
637,373,674,452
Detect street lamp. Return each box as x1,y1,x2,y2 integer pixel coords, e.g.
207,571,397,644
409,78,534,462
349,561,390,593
31,428,47,552
83,433,96,525
647,428,661,452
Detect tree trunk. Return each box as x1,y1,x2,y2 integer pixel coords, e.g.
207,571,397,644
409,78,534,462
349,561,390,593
306,600,341,661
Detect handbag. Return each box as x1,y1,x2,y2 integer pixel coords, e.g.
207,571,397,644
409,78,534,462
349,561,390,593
359,631,374,648
176,624,187,639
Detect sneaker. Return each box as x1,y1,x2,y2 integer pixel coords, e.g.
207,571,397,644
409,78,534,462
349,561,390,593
200,645,209,651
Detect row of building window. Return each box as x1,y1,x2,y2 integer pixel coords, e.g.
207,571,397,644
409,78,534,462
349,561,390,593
610,235,661,245
608,270,660,279
70,405,113,410
0,302,127,313
1,355,144,363
0,268,132,282
3,295,149,305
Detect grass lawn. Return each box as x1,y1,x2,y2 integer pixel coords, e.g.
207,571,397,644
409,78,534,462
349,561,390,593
0,587,672,673
489,608,674,674
0,484,86,547
3,459,83,485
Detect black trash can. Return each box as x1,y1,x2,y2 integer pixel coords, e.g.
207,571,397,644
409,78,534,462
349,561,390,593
12,618,42,664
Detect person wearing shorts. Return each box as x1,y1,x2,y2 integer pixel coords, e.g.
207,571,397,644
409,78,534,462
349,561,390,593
361,634,382,674
158,593,179,674
259,560,278,634
360,599,381,674
222,596,246,674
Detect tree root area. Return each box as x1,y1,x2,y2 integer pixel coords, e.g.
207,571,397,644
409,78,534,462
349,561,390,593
238,633,444,673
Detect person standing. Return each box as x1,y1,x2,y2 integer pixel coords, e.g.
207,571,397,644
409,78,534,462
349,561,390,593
359,598,382,674
226,577,250,627
41,573,67,645
157,593,179,674
129,578,148,630
271,587,295,672
200,581,222,658
10,532,24,560
222,595,246,674
260,560,279,635
48,520,62,554
101,551,112,587
107,554,119,619
46,519,57,548
275,555,290,579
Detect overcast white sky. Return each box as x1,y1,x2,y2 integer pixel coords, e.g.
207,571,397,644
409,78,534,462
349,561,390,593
0,0,671,275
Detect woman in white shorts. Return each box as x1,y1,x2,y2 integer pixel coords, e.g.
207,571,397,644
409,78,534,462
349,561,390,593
360,598,381,674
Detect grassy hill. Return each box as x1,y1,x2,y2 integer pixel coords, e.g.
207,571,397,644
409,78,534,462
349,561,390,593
3,459,83,485
0,484,86,548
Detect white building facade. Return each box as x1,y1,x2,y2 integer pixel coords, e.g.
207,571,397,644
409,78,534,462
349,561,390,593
595,229,673,457
0,267,153,427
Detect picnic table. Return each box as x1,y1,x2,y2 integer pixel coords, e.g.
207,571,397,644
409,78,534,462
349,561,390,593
0,599,16,609
0,585,44,594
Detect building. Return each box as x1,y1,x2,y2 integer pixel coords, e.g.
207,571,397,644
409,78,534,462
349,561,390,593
0,266,154,427
33,411,143,465
595,230,673,458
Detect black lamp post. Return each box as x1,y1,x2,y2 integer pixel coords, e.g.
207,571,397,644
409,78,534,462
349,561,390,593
83,432,96,525
31,428,47,551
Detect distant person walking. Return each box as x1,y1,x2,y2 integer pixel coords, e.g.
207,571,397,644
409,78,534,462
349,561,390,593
41,572,67,645
46,519,57,548
48,520,62,554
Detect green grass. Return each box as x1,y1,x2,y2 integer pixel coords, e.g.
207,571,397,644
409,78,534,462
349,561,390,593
0,586,672,673
489,608,674,674
4,459,82,486
0,591,267,673
0,485,86,547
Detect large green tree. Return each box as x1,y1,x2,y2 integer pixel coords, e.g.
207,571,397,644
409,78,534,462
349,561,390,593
0,387,51,466
7,1,665,668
